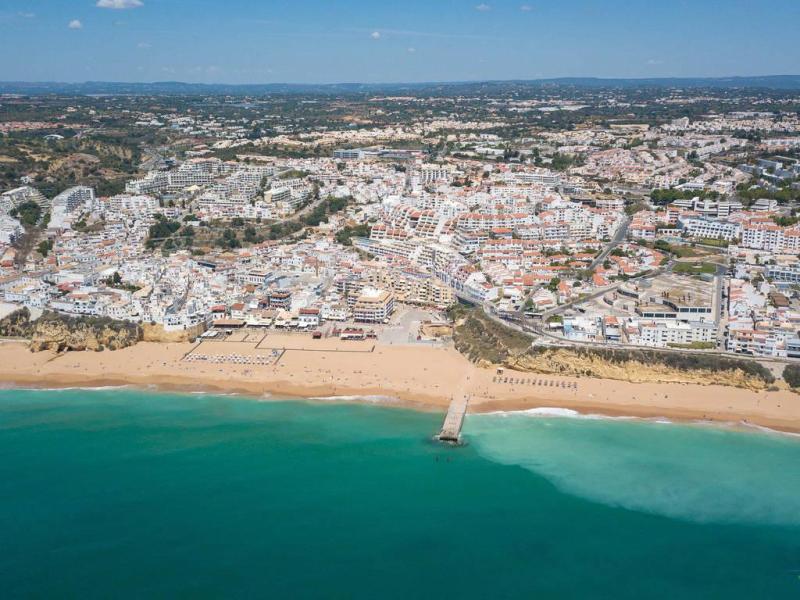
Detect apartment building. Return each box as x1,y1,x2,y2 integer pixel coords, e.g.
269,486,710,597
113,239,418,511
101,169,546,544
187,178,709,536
678,216,740,241
741,221,800,253
353,287,394,323
53,186,95,214
632,320,716,347
126,171,169,195
106,194,159,214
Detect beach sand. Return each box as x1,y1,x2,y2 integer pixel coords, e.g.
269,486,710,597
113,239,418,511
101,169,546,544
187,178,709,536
1,335,798,433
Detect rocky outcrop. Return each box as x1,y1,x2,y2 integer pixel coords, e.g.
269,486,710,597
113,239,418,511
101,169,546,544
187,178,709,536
142,322,205,343
449,306,775,391
508,348,769,391
0,307,33,338
0,308,142,353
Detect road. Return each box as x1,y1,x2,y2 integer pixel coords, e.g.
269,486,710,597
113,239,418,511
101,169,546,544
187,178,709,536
539,261,668,320
588,215,631,272
482,298,794,374
509,216,631,321
713,263,728,350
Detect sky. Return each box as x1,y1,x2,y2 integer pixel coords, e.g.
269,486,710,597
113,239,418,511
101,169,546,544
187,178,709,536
1,0,799,84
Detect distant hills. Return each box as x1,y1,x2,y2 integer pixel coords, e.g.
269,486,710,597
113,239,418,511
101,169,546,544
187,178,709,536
1,75,800,96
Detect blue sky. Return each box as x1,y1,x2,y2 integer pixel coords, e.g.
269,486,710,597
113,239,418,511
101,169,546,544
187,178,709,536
1,0,799,83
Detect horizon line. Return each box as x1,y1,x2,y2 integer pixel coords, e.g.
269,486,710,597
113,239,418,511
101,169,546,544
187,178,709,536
1,74,800,88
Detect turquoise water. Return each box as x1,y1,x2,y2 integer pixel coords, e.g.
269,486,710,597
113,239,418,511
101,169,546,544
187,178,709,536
1,389,799,598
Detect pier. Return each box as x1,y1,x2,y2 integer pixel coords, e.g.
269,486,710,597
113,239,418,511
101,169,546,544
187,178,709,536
437,393,469,444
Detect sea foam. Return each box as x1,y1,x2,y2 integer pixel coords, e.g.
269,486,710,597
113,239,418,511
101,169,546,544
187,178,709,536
309,394,399,404
467,412,800,526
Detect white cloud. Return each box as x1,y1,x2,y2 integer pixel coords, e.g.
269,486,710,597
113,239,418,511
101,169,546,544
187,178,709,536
520,4,533,11
407,47,416,53
96,0,144,9
352,27,496,41
646,58,663,65
370,31,381,39
137,41,151,49
68,19,83,29
18,12,36,18
475,3,491,11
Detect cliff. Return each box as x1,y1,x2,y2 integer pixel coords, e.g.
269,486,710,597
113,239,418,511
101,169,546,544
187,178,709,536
450,305,775,390
0,308,142,353
142,322,206,343
508,348,769,391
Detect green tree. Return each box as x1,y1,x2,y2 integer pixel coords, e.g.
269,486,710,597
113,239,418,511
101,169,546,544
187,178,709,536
10,201,42,227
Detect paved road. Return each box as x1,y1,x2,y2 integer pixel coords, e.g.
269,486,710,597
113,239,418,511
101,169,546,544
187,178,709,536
509,217,631,321
588,216,631,272
713,263,728,350
539,262,668,320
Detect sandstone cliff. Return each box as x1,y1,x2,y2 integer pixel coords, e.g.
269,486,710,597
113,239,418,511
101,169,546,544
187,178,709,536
0,308,142,353
142,322,205,343
508,348,768,390
449,305,774,390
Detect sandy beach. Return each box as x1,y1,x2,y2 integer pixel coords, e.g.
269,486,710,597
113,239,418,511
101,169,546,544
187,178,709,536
1,334,798,433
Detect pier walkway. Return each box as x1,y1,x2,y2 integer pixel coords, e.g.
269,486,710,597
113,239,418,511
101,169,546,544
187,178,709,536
437,393,470,443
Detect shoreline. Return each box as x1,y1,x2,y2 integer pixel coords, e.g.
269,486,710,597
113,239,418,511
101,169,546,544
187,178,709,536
1,337,799,434
4,370,800,437
5,377,800,439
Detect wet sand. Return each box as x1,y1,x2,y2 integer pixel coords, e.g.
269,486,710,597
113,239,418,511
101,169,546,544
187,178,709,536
1,336,798,433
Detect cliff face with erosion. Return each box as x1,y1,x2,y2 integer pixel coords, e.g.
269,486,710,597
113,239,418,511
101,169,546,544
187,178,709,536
142,322,205,343
507,348,769,391
29,318,141,352
449,306,774,391
0,308,142,353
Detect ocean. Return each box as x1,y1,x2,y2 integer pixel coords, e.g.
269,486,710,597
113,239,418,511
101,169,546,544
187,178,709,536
1,388,799,598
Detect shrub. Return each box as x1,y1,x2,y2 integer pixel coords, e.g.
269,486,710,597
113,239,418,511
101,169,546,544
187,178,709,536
784,364,800,389
529,345,774,384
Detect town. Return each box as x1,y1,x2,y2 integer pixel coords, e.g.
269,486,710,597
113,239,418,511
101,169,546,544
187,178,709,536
1,84,799,362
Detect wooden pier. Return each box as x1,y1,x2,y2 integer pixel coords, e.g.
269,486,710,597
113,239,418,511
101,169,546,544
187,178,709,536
437,394,469,444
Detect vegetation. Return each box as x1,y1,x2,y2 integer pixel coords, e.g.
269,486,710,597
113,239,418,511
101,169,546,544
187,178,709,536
653,240,709,259
36,239,53,257
696,237,730,248
217,228,241,249
0,308,33,338
0,308,142,352
667,341,716,350
145,214,182,250
650,189,718,205
9,200,43,227
335,223,370,246
278,169,310,180
448,306,774,386
301,195,350,227
784,364,800,390
625,199,649,216
528,346,775,384
737,183,800,205
0,128,142,197
773,215,799,227
102,271,140,292
448,304,531,364
672,261,717,276
549,153,581,171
